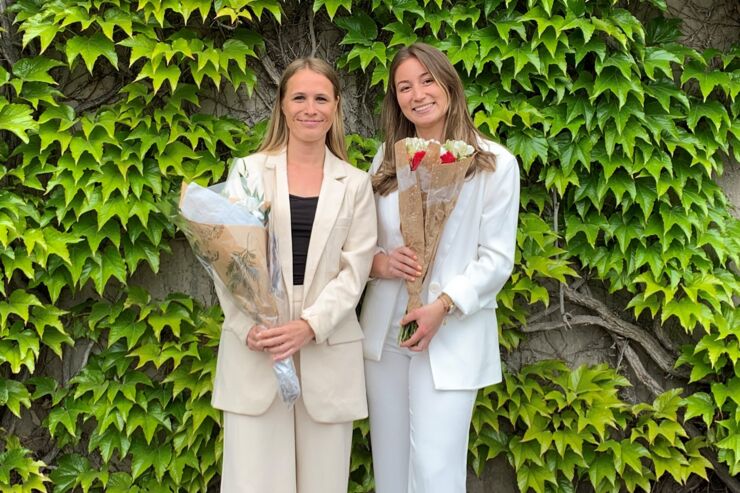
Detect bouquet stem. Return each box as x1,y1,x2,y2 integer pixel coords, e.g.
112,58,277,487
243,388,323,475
399,320,418,344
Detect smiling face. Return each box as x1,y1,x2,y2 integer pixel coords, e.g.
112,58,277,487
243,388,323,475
281,68,338,147
393,56,449,141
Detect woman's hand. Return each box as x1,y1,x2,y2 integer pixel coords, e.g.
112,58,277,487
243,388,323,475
246,324,267,352
258,319,315,361
399,298,447,352
372,246,422,280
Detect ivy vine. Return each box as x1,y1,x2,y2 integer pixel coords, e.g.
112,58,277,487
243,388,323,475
0,0,738,491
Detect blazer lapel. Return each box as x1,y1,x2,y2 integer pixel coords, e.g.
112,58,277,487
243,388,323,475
302,148,346,294
266,150,295,310
434,178,474,262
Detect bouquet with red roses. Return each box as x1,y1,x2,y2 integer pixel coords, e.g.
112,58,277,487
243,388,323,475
395,138,475,342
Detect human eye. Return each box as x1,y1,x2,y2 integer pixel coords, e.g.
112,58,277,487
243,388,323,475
422,77,434,85
397,84,410,92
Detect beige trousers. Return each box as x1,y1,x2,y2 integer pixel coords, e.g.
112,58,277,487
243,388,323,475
219,286,354,493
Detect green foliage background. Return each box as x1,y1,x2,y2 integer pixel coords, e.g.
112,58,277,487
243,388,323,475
0,0,738,491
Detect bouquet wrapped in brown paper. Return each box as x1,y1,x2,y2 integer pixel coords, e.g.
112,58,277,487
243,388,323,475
178,162,300,406
395,138,475,342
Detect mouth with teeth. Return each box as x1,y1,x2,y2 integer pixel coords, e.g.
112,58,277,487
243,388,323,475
413,102,435,114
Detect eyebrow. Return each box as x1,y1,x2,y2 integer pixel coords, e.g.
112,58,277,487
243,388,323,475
395,72,432,87
289,91,331,98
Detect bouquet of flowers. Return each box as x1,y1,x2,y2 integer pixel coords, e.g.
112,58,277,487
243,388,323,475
395,138,475,342
177,161,300,406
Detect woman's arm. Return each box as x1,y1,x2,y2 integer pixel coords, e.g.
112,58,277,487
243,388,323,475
442,151,520,317
260,174,377,357
399,150,520,349
299,174,378,344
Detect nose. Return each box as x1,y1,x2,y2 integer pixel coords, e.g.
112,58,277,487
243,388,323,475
411,84,424,100
304,99,317,114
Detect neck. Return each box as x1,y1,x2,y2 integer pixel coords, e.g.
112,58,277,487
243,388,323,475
415,124,444,143
287,139,326,168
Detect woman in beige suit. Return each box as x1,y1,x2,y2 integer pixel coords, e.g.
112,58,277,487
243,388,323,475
212,58,377,492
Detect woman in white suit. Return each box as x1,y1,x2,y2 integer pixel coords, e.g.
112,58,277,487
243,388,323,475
360,43,520,492
213,58,377,492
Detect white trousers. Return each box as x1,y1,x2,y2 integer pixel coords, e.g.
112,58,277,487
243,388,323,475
365,327,477,493
220,286,354,493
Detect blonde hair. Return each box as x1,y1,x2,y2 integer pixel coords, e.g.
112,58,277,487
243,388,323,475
373,43,495,195
259,58,348,161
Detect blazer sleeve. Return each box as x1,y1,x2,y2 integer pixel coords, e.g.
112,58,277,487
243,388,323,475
300,173,378,344
443,151,520,317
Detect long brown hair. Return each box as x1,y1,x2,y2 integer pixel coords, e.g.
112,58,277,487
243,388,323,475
373,43,495,195
259,58,348,161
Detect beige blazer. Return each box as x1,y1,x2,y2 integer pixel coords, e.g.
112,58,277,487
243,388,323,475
211,147,377,423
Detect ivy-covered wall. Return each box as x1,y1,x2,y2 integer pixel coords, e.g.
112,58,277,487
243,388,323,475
0,0,738,492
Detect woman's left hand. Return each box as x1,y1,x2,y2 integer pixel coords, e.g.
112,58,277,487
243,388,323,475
399,299,447,352
258,319,315,361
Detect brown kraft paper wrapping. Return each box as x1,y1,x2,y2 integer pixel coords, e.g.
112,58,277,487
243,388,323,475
393,139,474,341
179,183,279,325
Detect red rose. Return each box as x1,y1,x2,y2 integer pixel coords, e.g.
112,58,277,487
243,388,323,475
440,151,456,163
411,150,425,171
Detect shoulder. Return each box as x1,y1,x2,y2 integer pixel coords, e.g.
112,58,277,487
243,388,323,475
478,138,518,176
341,160,371,181
230,151,272,173
329,153,372,190
479,138,515,165
326,148,369,179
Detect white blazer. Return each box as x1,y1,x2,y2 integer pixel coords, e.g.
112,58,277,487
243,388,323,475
360,139,520,390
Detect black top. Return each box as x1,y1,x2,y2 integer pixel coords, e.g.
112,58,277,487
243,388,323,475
289,194,319,285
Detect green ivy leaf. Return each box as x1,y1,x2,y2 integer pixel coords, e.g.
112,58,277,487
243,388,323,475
105,472,138,493
0,102,38,143
0,290,43,327
47,399,87,438
313,0,352,19
118,35,158,66
516,463,554,493
336,12,377,46
0,378,32,417
135,60,181,93
20,22,61,53
90,426,132,464
108,314,148,350
89,245,128,293
681,61,732,100
643,47,681,80
49,454,93,492
383,21,417,48
505,129,548,172
97,8,134,40
449,39,479,76
11,56,64,91
66,32,119,73
683,392,714,427
592,67,644,108
130,438,173,481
